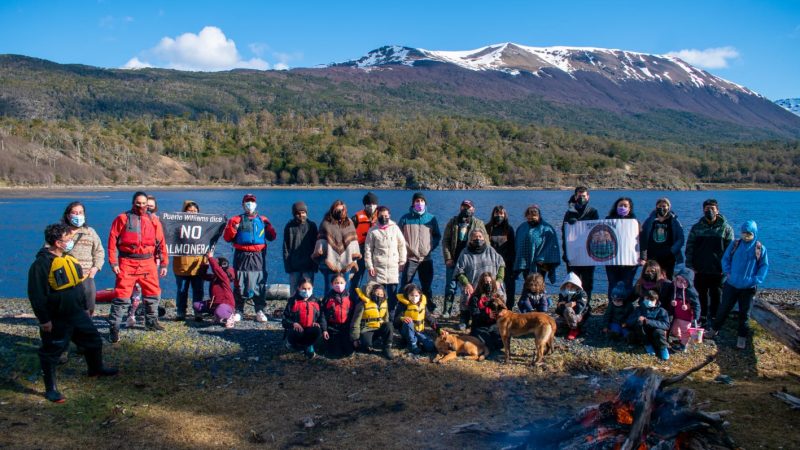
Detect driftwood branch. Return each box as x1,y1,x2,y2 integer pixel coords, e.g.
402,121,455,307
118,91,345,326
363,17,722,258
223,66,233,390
661,354,717,388
772,391,800,409
752,297,800,355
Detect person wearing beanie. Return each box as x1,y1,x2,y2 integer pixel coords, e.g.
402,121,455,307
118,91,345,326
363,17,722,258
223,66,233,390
172,200,206,321
222,193,277,324
283,201,319,295
603,281,634,340
685,199,735,328
398,192,441,314
442,199,487,316
640,197,685,279
561,186,599,304
350,192,379,298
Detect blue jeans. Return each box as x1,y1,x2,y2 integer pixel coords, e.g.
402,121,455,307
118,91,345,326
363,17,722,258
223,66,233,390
175,275,205,316
349,255,367,299
401,322,435,352
445,264,458,298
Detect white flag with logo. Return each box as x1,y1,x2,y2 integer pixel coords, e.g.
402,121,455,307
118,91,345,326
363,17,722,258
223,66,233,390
564,219,639,266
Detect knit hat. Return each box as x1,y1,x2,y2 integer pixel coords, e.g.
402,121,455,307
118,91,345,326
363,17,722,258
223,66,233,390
656,197,671,208
461,199,474,208
363,192,378,205
292,201,308,214
610,282,628,300
412,192,426,203
242,193,256,203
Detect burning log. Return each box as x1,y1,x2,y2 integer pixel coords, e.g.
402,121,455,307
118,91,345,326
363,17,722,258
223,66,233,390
453,355,738,449
751,297,800,355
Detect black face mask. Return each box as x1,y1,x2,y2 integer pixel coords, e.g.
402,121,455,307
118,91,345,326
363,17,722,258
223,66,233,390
460,209,473,219
704,210,716,221
575,197,588,206
483,282,493,291
643,272,657,282
656,207,668,217
493,215,504,224
378,216,389,226
332,210,343,220
469,239,486,252
528,218,540,226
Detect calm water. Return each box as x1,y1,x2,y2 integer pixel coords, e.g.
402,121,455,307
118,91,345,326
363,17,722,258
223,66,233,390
1,189,796,299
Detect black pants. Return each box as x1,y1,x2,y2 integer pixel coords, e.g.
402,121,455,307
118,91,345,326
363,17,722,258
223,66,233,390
695,273,724,324
632,323,669,351
287,326,322,349
713,283,756,338
470,324,502,351
503,271,517,310
349,248,367,299
358,322,393,350
567,265,595,302
39,312,103,366
400,259,435,312
322,326,354,357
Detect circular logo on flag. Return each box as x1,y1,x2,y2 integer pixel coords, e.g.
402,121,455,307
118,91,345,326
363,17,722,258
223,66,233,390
586,224,617,262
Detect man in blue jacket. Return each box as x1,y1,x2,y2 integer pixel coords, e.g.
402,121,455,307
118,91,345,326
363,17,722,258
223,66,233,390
707,220,769,349
398,192,441,314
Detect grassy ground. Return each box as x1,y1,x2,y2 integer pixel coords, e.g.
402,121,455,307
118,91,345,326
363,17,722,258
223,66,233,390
1,293,799,450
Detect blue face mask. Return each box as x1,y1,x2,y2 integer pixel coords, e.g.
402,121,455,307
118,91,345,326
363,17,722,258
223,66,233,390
299,289,312,299
560,289,575,297
69,214,85,227
643,299,656,308
63,240,75,253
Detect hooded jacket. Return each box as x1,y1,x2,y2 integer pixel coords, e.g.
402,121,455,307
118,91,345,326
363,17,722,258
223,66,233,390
556,272,590,317
364,220,407,284
685,214,734,274
640,210,684,263
397,207,441,262
27,247,87,324
722,221,769,289
204,256,235,310
663,265,701,321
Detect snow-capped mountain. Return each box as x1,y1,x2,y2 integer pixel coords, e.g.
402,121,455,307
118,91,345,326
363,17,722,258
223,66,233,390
336,43,757,97
775,98,800,116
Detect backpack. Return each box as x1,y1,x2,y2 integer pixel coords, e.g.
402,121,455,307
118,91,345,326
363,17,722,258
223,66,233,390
235,214,267,246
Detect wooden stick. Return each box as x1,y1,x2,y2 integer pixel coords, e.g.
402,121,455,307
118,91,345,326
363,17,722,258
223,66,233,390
661,354,717,388
752,297,800,355
621,370,662,450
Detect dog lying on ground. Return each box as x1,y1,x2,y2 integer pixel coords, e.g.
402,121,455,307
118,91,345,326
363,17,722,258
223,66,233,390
492,299,556,365
433,330,490,364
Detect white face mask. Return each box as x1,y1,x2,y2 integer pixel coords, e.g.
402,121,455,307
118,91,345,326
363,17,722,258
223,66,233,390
365,204,377,215
741,232,754,242
643,299,656,308
243,202,257,213
410,295,421,304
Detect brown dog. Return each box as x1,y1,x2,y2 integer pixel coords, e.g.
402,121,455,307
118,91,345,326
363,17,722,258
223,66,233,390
433,330,490,364
494,300,556,365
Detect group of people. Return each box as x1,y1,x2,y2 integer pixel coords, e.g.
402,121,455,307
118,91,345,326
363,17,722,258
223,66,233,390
27,188,769,402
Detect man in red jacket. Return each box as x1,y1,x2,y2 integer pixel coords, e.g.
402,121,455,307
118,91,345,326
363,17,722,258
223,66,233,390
107,191,169,343
223,193,277,323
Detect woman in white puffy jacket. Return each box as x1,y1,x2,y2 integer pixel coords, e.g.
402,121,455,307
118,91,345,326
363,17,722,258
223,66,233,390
365,206,407,314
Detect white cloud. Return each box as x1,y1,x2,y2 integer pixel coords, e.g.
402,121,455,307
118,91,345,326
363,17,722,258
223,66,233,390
249,42,268,57
666,46,740,69
122,26,270,71
272,51,303,71
122,57,152,69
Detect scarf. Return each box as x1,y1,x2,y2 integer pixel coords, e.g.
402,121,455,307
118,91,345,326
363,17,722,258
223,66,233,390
318,219,357,255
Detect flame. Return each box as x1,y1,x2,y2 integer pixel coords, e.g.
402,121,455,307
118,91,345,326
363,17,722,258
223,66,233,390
614,402,635,425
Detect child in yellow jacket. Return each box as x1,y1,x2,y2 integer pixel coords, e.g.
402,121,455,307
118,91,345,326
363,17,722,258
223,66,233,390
394,284,435,354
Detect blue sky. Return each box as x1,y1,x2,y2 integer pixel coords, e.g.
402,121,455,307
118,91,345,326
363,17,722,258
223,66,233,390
1,0,798,99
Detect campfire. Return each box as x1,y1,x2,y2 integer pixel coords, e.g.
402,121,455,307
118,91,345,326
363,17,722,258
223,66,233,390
454,355,737,449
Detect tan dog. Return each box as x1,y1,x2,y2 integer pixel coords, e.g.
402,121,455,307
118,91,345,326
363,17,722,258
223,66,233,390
433,330,490,364
494,300,556,365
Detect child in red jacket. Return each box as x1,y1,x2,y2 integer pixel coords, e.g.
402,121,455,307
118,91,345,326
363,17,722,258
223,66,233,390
195,252,236,328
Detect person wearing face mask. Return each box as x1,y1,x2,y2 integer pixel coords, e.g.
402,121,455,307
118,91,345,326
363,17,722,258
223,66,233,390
605,197,641,301
514,205,561,286
707,221,769,350
107,191,169,343
634,260,672,302
394,284,435,355
442,200,487,316
351,283,394,359
320,274,354,358
197,250,236,329
314,200,361,294
663,265,701,352
28,223,118,402
561,186,599,303
454,229,506,331
282,278,322,360
172,201,207,321
486,206,517,308
398,192,441,314
350,192,379,299
685,199,735,328
467,272,504,351
364,206,407,314
223,193,277,324
60,201,105,317
283,201,319,295
640,198,685,279
556,272,590,340
626,290,671,360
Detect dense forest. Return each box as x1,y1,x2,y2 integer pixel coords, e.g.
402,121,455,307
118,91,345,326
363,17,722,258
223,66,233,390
1,112,798,188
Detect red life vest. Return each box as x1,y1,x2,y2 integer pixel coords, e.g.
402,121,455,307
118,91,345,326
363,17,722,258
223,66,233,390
291,298,320,328
354,211,374,245
324,295,351,326
117,211,158,256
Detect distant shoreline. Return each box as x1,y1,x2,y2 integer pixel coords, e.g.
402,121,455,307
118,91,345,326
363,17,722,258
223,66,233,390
1,182,799,198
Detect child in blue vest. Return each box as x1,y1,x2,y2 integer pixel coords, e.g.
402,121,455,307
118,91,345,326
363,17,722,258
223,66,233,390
517,272,549,313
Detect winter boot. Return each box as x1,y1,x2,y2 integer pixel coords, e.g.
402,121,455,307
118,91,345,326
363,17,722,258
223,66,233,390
42,361,65,403
443,294,455,318
109,326,120,344
86,349,119,377
145,320,165,331
382,342,394,360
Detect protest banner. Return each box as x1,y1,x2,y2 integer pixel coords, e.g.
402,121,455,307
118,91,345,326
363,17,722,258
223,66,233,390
159,212,227,256
564,219,639,266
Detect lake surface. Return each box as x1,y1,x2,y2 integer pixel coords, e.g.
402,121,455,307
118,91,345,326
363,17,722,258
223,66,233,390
1,189,796,299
